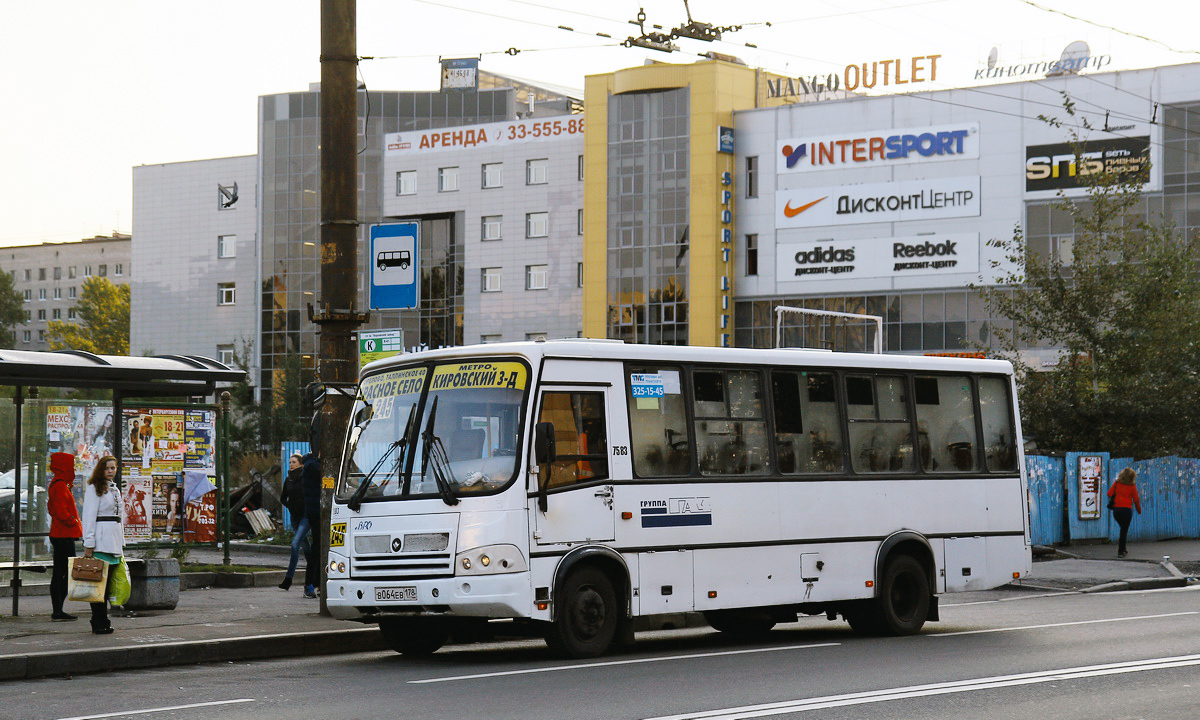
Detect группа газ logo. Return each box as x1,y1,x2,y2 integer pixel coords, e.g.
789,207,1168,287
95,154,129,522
782,143,807,168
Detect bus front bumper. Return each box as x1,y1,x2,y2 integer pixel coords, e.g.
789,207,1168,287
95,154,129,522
325,572,532,622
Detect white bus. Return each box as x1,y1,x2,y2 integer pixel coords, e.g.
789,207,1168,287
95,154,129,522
326,340,1031,658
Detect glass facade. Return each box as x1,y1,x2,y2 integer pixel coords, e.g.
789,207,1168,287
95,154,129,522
605,88,691,345
258,87,513,391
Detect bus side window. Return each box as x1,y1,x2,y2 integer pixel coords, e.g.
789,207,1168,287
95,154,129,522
628,366,690,477
694,369,770,476
979,376,1017,471
847,374,914,473
772,370,843,474
538,391,609,488
914,375,978,472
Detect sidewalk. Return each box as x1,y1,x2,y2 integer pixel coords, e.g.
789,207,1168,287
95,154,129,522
2,540,1197,681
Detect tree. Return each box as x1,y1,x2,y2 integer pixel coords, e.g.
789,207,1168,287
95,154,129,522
46,276,130,355
976,94,1200,458
226,340,315,459
0,270,25,348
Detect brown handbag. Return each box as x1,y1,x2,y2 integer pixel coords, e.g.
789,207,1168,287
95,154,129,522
71,556,107,582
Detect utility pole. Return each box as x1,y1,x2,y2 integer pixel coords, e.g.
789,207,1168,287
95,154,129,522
313,0,366,615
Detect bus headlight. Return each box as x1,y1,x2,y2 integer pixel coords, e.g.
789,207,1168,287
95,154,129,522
456,544,527,575
327,553,348,576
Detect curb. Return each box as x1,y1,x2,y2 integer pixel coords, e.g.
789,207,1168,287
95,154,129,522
0,626,388,681
1080,577,1190,593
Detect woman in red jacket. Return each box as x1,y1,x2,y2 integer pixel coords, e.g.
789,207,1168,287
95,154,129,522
47,452,83,620
1107,467,1142,558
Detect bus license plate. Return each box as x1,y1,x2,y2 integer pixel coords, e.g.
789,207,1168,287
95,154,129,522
375,586,417,602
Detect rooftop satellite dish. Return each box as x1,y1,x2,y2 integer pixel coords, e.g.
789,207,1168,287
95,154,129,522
987,47,998,69
1047,40,1091,76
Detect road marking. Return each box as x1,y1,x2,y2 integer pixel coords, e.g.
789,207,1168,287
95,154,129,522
410,642,840,684
931,611,1198,637
58,699,255,720
641,654,1200,719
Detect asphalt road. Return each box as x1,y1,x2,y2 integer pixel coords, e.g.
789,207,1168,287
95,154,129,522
6,584,1199,720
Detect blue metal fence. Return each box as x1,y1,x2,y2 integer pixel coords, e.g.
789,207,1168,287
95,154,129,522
1027,453,1200,545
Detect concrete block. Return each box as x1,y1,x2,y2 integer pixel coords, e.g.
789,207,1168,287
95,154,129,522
124,558,180,610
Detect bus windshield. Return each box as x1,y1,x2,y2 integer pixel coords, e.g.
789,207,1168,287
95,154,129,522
338,360,529,502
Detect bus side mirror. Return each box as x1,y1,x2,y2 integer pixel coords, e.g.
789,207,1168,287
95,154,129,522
534,422,556,512
534,422,557,464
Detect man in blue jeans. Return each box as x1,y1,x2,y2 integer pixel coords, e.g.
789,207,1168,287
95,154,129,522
301,451,322,598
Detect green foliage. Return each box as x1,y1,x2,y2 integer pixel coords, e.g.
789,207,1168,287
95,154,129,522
226,340,315,459
0,270,24,348
46,276,130,354
976,93,1200,458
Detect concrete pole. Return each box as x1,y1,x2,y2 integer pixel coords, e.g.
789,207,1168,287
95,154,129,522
314,0,366,615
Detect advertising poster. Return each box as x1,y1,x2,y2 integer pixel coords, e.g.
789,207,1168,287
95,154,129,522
153,475,183,536
182,470,218,543
122,473,152,541
46,404,114,486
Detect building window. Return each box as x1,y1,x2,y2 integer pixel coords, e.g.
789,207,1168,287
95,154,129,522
218,282,236,305
482,215,502,241
526,159,548,185
578,155,584,181
577,262,584,288
67,308,76,319
68,287,76,299
526,212,548,238
53,267,61,280
526,264,549,290
481,334,502,344
22,289,30,302
482,162,503,188
577,208,584,235
68,266,76,279
745,234,758,276
217,344,235,366
218,235,237,258
23,269,31,281
396,170,417,195
38,289,46,301
53,288,61,300
37,309,46,320
38,330,45,342
98,264,107,277
38,268,46,281
84,266,92,277
745,156,758,198
525,331,547,341
482,267,502,293
23,310,30,322
114,264,124,276
438,166,459,192
52,308,61,320
22,330,30,343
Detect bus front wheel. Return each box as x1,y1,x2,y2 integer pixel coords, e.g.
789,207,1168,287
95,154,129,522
546,566,618,658
379,618,451,656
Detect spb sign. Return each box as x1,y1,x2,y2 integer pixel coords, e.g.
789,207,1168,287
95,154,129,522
370,222,419,310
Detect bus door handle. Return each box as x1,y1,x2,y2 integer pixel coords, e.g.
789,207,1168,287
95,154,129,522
594,485,613,508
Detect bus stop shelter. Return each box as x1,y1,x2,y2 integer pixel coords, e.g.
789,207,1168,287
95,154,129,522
1,349,244,615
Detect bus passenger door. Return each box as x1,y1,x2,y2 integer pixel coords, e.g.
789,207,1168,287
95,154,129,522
532,382,618,545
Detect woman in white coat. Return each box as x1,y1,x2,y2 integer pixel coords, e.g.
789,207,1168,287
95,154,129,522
81,456,123,634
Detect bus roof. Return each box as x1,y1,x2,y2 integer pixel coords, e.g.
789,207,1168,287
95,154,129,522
361,339,1014,377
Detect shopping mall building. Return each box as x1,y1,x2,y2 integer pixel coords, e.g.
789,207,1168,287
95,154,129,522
131,57,1200,390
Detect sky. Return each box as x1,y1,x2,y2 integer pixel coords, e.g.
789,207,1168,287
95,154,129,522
2,0,1198,247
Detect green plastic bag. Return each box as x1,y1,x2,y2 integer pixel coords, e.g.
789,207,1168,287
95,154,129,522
109,557,131,606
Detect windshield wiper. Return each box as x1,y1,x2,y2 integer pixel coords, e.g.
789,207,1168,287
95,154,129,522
420,397,459,506
347,404,417,512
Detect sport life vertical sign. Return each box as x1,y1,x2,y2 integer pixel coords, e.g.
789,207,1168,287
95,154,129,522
370,222,419,310
1078,455,1102,520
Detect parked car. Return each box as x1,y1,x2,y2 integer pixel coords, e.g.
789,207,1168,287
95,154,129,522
0,466,44,533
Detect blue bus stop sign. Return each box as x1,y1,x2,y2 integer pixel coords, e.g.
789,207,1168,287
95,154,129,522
370,222,419,310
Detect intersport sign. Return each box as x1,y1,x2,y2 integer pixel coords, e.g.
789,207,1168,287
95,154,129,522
777,122,978,174
775,176,981,228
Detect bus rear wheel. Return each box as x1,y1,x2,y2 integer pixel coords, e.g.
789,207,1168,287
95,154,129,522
845,554,930,636
703,609,777,636
379,618,451,656
546,566,618,658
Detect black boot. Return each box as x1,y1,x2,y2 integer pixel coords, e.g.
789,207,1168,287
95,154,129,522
279,576,292,590
90,602,112,634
